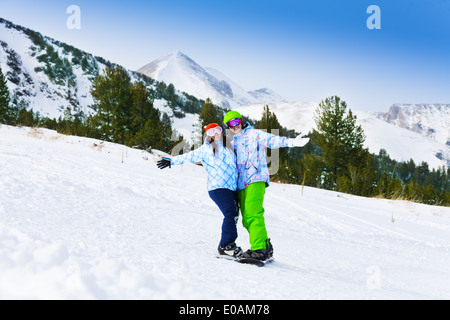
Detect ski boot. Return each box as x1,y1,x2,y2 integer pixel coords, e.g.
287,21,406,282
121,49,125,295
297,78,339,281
242,238,274,262
217,242,244,260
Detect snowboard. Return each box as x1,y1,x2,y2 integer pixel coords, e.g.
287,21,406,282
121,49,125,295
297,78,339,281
237,257,273,267
216,254,273,267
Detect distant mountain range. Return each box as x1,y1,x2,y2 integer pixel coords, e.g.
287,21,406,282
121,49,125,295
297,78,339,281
0,17,449,168
379,104,450,146
137,51,287,109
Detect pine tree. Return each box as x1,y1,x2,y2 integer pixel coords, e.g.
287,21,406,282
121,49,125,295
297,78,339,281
130,81,157,134
91,67,133,143
377,172,388,197
133,117,164,151
166,83,177,108
259,105,281,133
413,162,430,185
0,66,11,124
90,67,174,150
257,105,290,181
16,108,35,127
198,98,220,130
161,112,173,150
313,96,366,189
303,153,324,188
129,82,173,151
359,151,378,197
386,177,402,199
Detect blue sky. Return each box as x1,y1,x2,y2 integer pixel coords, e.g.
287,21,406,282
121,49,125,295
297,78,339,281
1,0,450,111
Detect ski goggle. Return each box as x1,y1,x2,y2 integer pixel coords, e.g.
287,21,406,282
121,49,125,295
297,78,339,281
226,118,241,128
206,126,223,137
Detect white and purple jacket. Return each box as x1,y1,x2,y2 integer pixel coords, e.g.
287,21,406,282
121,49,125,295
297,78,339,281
231,124,290,190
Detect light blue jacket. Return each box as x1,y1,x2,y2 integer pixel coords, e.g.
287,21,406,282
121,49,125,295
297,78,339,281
231,124,290,190
170,139,238,191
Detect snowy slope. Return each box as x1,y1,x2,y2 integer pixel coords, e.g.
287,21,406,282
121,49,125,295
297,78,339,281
235,102,450,168
137,51,287,108
1,124,450,299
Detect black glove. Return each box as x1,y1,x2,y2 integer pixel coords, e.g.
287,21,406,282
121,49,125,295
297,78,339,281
157,158,171,169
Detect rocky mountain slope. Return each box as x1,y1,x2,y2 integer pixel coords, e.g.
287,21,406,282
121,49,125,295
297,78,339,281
379,104,450,146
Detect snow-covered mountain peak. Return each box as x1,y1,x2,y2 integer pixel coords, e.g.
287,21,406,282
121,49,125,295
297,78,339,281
138,51,234,107
140,51,202,78
137,51,287,108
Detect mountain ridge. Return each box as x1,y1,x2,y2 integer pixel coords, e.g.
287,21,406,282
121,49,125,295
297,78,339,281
137,50,287,108
378,104,450,146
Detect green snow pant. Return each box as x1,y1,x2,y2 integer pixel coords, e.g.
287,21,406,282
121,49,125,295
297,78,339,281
238,182,268,251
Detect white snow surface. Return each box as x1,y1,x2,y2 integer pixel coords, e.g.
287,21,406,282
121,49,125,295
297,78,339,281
1,125,450,299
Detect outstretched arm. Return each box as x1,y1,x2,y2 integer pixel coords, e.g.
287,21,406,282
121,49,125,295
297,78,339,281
257,130,309,149
157,145,205,169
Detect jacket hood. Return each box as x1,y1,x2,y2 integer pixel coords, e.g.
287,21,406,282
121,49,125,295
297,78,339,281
233,122,252,137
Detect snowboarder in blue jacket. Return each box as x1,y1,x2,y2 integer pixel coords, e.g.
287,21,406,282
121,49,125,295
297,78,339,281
157,123,243,260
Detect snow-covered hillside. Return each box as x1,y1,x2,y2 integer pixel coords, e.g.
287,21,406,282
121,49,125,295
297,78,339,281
235,102,450,168
1,124,450,299
0,18,103,119
137,51,287,108
0,18,200,124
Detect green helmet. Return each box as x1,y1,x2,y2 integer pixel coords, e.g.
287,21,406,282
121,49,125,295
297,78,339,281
223,110,242,125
